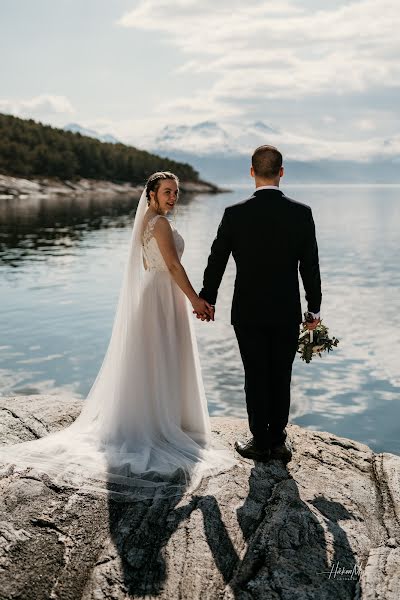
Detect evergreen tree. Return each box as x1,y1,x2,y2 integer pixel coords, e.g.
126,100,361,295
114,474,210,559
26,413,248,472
0,113,200,184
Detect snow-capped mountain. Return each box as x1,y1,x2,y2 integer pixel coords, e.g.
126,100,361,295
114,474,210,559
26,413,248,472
62,121,400,184
64,123,120,144
150,120,400,184
153,120,278,157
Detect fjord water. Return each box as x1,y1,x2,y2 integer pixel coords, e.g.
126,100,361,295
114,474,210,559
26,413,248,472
1,184,399,455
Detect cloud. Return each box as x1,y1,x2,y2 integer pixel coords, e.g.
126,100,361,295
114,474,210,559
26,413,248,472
117,0,400,102
114,0,400,160
0,95,75,119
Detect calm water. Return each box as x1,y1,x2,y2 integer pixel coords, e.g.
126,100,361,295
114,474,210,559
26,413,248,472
1,185,399,455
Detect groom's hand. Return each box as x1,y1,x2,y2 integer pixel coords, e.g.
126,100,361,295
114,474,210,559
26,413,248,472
303,317,320,330
303,310,320,330
206,304,215,321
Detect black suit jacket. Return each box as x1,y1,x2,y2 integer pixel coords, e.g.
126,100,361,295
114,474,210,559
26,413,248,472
199,188,322,325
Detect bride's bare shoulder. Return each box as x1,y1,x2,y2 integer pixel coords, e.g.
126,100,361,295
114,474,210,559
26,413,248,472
142,212,168,236
152,215,173,239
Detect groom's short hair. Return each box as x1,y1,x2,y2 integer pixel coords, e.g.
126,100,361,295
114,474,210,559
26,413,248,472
252,145,282,179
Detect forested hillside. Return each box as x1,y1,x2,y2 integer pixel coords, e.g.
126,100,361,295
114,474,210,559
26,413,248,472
0,113,199,183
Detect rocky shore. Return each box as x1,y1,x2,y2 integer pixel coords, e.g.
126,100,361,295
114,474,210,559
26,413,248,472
0,394,399,600
0,174,227,202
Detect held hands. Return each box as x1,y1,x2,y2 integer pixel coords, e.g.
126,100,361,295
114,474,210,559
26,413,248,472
191,296,215,322
195,305,215,322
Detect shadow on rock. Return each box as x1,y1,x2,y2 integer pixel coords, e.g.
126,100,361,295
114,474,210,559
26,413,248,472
227,463,362,598
106,458,362,599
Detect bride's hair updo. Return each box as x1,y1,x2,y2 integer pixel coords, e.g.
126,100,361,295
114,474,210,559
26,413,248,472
145,171,179,209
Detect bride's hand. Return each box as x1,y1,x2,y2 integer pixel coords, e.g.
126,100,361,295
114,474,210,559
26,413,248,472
191,297,214,321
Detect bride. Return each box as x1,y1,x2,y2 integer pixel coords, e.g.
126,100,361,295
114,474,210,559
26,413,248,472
0,171,237,501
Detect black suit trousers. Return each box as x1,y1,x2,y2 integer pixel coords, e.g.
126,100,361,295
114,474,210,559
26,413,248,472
233,320,300,449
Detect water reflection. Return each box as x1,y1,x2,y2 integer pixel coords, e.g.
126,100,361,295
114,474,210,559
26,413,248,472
0,192,194,267
0,194,140,267
1,185,399,455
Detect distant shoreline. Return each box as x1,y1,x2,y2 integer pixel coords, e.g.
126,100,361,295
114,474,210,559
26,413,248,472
0,173,230,202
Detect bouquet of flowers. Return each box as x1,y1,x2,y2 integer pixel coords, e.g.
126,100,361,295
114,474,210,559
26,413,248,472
297,313,339,363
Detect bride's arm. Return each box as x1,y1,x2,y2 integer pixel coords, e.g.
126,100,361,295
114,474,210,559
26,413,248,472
153,217,213,317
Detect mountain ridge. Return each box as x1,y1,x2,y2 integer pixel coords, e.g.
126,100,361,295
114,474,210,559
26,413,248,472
62,120,400,184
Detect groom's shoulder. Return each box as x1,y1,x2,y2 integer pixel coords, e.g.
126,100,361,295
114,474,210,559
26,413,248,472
223,192,313,218
281,192,312,214
224,194,256,214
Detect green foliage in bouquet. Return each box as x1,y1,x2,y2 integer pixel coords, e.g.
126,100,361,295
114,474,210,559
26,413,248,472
297,321,339,363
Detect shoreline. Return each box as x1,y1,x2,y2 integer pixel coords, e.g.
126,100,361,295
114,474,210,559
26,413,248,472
0,173,230,202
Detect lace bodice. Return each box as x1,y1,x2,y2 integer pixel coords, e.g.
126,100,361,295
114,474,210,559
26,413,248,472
142,214,184,271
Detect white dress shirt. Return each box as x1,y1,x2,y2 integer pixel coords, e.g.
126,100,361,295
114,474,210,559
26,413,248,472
255,185,281,192
254,184,320,321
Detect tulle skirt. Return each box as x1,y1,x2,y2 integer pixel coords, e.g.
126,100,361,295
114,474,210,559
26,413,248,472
0,271,237,502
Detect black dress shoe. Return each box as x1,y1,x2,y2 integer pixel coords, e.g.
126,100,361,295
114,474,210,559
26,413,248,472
269,439,293,462
234,438,271,461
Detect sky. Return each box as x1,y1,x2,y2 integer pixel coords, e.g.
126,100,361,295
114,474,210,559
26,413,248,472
1,0,399,161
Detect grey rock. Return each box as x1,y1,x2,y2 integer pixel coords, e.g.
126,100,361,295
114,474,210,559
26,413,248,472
0,395,82,446
0,395,399,599
0,174,225,202
0,174,144,201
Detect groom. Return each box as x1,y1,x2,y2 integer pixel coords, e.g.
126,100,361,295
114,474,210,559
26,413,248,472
198,145,322,462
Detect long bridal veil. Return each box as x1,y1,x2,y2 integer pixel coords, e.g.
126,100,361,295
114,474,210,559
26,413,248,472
0,186,237,502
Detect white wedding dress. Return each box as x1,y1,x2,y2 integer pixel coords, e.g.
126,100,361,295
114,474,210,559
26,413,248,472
0,188,237,501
